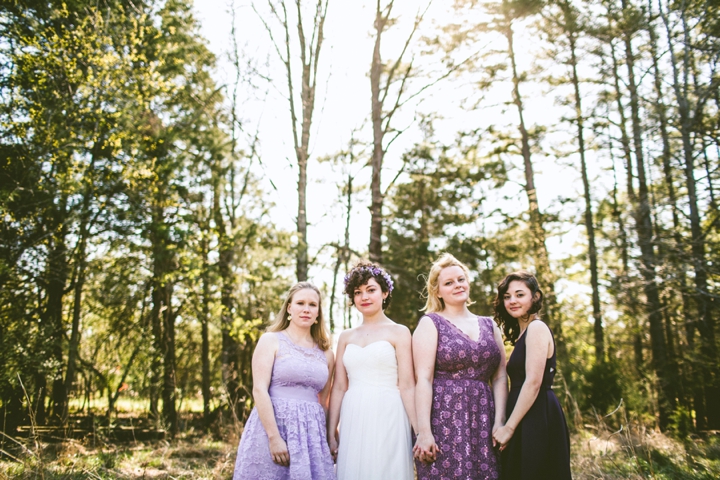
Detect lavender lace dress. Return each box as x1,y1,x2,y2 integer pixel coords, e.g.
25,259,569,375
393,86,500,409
416,314,501,480
233,331,336,480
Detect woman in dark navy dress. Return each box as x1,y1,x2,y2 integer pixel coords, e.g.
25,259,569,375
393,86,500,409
491,271,571,480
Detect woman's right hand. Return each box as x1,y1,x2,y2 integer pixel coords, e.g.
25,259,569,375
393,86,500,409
328,433,339,461
413,432,439,464
268,436,290,467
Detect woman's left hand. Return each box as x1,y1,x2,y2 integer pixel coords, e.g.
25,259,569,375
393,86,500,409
492,424,515,451
491,422,504,448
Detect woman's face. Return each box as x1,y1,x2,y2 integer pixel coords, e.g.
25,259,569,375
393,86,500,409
503,280,535,319
353,277,387,316
437,265,470,307
287,288,320,328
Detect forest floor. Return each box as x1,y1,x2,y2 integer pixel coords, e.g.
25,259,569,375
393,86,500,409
1,425,719,479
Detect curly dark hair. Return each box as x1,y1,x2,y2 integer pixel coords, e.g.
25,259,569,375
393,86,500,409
493,270,544,345
343,260,393,309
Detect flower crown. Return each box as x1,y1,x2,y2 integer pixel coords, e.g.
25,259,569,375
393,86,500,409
343,265,394,293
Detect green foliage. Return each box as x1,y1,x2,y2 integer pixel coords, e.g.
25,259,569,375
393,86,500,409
0,0,291,430
384,125,527,328
582,359,623,415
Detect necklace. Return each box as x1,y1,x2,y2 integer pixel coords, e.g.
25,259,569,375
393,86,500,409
285,328,313,347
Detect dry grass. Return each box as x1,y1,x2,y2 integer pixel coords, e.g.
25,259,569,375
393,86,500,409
2,420,719,479
0,432,240,479
571,419,720,479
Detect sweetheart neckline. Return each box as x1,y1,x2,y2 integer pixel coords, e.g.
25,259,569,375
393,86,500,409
345,339,393,350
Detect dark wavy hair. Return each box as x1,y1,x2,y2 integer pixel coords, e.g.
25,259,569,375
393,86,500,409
493,271,544,345
343,260,393,309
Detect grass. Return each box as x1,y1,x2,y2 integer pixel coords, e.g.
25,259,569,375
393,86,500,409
571,420,720,479
2,421,719,479
0,433,239,479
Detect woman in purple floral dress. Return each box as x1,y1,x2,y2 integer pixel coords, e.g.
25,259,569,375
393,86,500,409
233,282,336,480
413,254,507,480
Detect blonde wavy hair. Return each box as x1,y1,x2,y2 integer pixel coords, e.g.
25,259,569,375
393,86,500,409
421,253,475,313
267,282,331,351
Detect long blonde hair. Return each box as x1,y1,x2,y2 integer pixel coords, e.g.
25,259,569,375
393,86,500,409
267,282,331,351
421,253,475,313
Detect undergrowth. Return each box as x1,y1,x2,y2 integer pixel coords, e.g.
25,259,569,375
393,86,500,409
2,406,719,479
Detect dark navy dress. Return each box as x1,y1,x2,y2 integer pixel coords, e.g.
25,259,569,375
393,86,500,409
501,325,571,480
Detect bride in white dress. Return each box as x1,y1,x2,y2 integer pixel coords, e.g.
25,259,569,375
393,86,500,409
328,262,416,480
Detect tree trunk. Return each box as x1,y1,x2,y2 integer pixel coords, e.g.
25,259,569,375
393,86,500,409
609,135,641,368
501,2,564,358
606,28,648,374
620,0,675,428
561,0,602,361
63,237,86,422
63,165,95,422
162,305,177,435
149,201,177,434
647,0,697,425
47,212,69,423
213,180,240,410
33,373,47,426
201,233,212,430
261,0,329,280
658,0,720,429
369,2,386,264
329,171,352,332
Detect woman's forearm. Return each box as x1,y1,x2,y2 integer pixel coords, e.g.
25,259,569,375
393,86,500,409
492,374,508,425
504,379,541,431
327,388,345,436
400,385,418,433
415,377,434,435
253,387,282,440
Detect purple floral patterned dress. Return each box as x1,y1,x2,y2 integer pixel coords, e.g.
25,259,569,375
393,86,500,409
233,331,336,480
416,313,502,480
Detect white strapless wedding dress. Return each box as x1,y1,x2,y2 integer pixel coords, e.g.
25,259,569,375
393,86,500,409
336,340,414,480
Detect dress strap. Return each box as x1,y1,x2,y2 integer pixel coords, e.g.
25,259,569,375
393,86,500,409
478,315,495,332
275,331,292,355
423,312,442,328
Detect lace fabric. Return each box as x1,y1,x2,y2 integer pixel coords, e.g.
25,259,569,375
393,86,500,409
416,314,502,480
233,332,335,480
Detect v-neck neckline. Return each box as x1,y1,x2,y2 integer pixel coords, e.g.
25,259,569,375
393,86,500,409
436,313,482,343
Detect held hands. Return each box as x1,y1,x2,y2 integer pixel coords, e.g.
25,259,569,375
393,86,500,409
328,432,339,462
492,424,515,452
491,422,502,448
413,432,440,464
268,436,290,467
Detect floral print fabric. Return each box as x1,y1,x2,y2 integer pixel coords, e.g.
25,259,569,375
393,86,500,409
416,313,501,480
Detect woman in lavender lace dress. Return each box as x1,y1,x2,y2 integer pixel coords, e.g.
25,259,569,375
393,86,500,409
413,253,507,480
233,282,336,480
